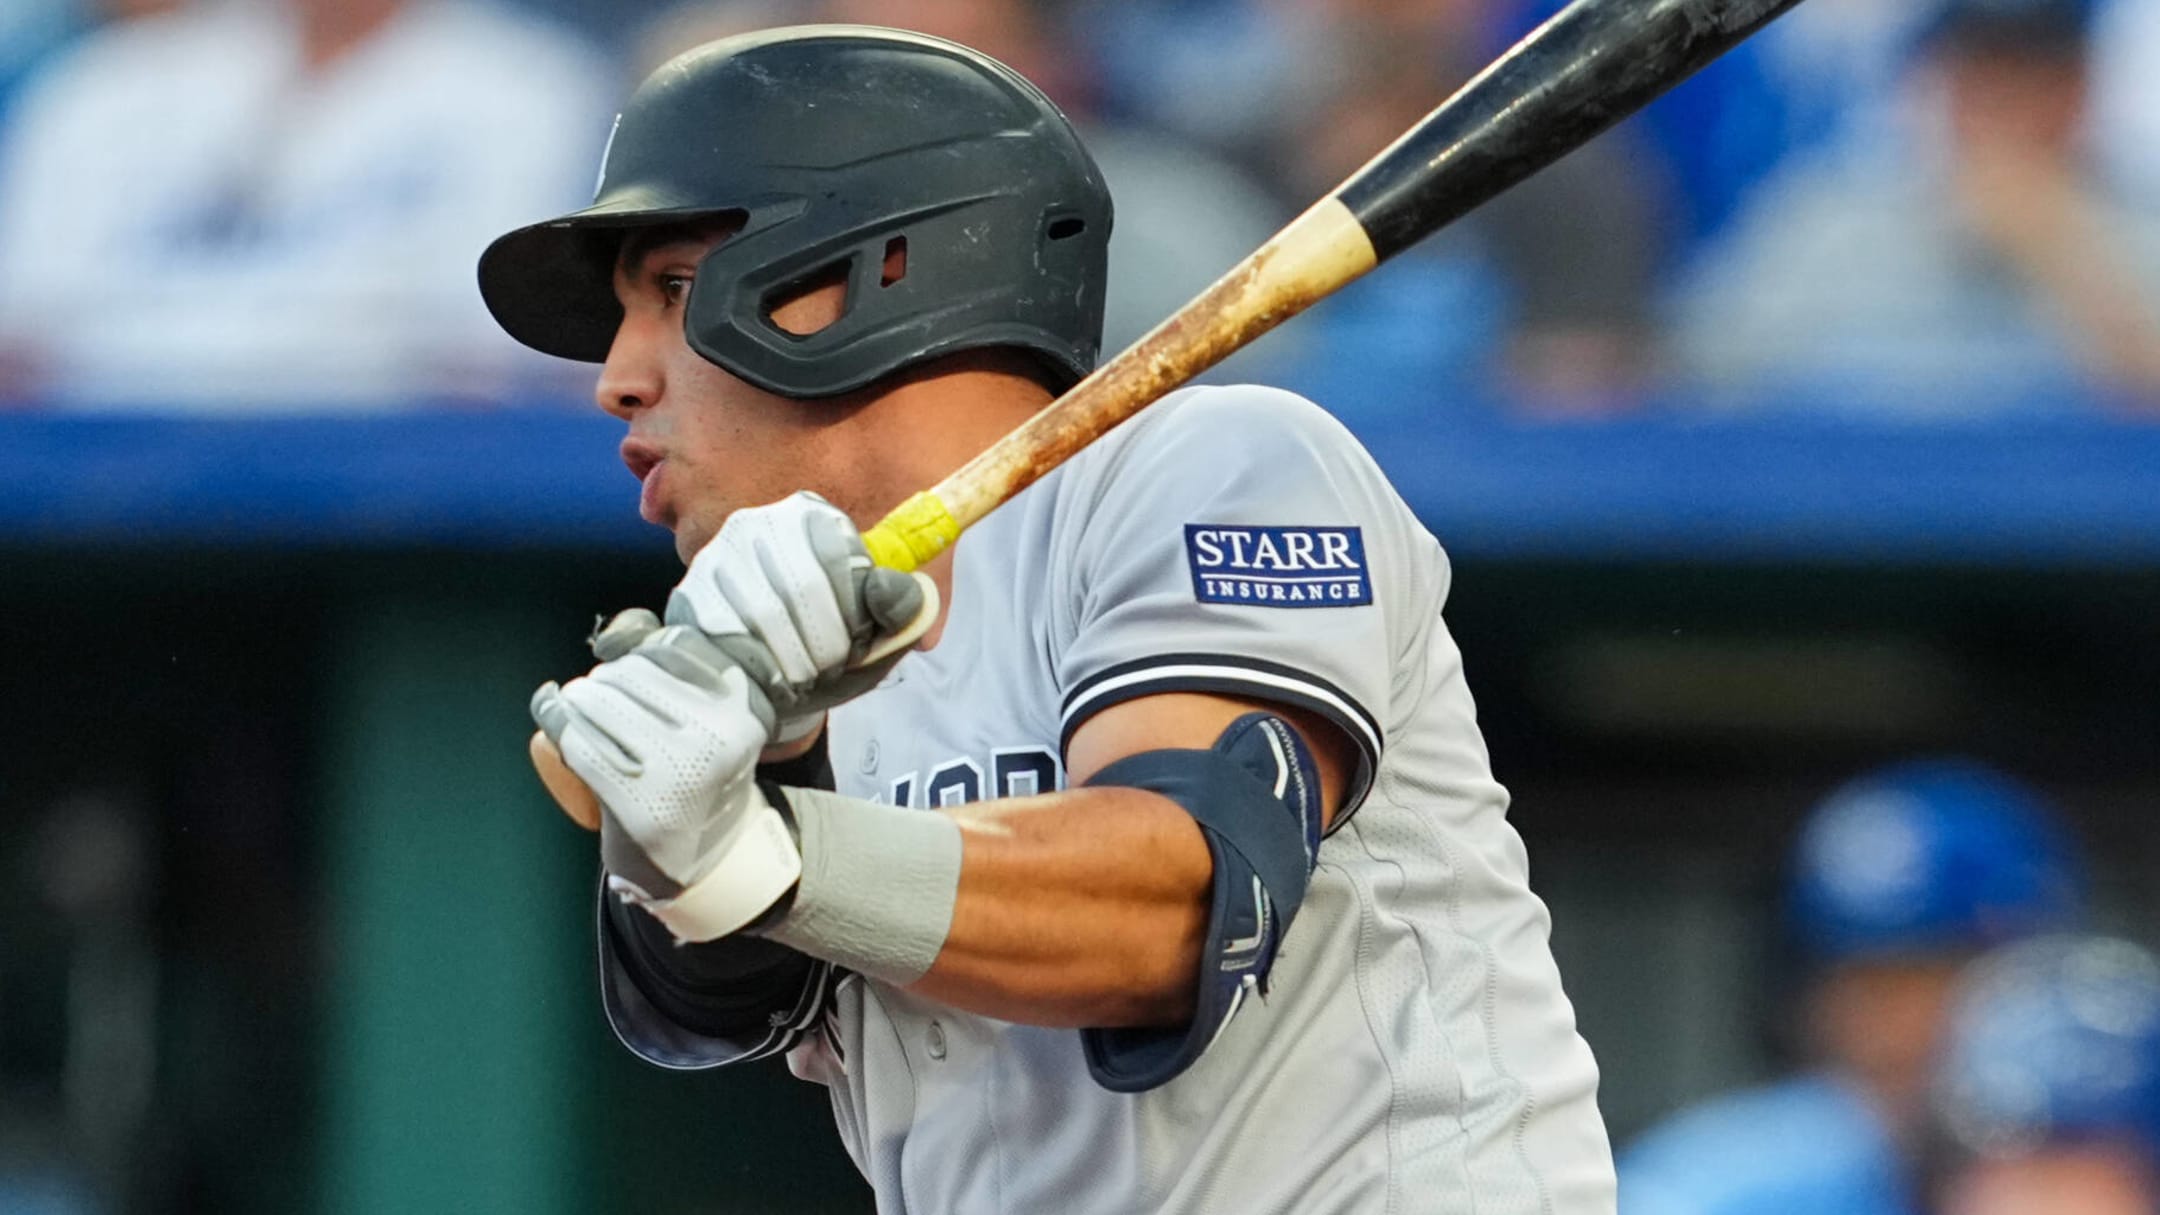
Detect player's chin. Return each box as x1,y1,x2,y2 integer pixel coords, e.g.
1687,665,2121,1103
670,513,717,565
671,523,702,566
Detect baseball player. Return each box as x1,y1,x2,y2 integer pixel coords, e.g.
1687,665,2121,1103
1619,761,2086,1215
1928,934,2160,1215
477,27,1613,1213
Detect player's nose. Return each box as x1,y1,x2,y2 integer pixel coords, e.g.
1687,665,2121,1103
594,317,664,421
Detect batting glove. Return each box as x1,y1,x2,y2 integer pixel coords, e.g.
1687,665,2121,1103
668,491,925,744
530,623,802,943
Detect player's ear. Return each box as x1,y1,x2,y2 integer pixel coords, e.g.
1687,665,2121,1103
765,238,907,337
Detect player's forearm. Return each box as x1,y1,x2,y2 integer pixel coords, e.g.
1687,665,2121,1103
909,787,1212,1028
756,782,1214,1029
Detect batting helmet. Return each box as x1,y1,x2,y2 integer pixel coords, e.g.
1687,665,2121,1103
1786,760,2084,964
477,25,1113,399
1935,935,2160,1162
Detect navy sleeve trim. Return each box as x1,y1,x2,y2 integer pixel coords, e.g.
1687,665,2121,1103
1060,653,1381,819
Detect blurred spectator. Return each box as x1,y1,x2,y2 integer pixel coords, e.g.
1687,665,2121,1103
0,0,186,342
0,2,190,122
1620,761,2086,1215
1076,0,1317,173
1492,0,1790,256
1928,935,2160,1215
0,0,615,410
1269,0,1666,419
632,0,806,75
0,1,80,128
2092,0,2160,204
1740,0,1940,161
1261,9,1504,419
1672,0,2160,416
1527,0,1936,251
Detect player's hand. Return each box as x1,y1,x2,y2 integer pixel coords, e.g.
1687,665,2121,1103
529,623,802,942
668,491,925,744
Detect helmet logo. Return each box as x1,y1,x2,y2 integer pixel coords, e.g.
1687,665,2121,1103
593,115,622,202
1806,791,1930,915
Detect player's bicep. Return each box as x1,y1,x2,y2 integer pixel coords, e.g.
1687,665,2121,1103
1066,691,1356,833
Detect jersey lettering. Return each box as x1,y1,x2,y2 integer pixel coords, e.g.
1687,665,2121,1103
925,758,985,807
876,747,1063,807
992,747,1061,799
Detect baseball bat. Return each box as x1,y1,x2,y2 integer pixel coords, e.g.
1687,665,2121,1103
532,0,1807,826
858,0,1807,569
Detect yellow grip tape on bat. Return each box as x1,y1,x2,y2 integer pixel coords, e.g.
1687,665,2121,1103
861,490,961,573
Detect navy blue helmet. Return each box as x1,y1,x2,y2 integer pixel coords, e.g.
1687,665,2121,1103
479,26,1113,400
1935,936,2160,1162
1786,760,2083,964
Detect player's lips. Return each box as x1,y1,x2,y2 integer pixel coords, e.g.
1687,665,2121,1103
620,439,670,525
638,462,671,525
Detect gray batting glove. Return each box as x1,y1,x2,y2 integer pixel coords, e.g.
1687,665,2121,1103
667,491,925,742
529,624,802,942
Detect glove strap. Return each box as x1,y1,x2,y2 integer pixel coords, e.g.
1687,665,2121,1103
630,798,804,944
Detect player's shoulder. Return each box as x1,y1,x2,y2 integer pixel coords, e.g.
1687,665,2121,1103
1076,382,1379,493
1619,1076,1899,1215
1132,382,1360,449
1037,381,1418,570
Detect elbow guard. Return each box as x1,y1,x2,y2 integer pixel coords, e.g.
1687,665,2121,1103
1079,711,1325,1092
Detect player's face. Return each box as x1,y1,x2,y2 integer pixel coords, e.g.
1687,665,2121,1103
1940,46,2087,158
1807,957,1966,1129
1939,1145,2157,1215
597,223,859,563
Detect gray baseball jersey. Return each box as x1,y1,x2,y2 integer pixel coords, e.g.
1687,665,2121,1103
602,384,1615,1213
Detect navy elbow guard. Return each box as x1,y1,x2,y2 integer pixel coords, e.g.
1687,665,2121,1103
1080,712,1325,1092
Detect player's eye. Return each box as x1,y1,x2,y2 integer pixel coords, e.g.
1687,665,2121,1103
658,274,693,306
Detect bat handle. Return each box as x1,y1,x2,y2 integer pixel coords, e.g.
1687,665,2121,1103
528,573,941,830
531,729,604,831
856,571,941,665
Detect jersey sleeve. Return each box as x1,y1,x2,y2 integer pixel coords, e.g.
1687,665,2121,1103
1054,386,1415,817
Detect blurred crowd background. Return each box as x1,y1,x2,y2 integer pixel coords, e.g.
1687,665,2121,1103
7,0,2160,418
3,0,2159,1213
